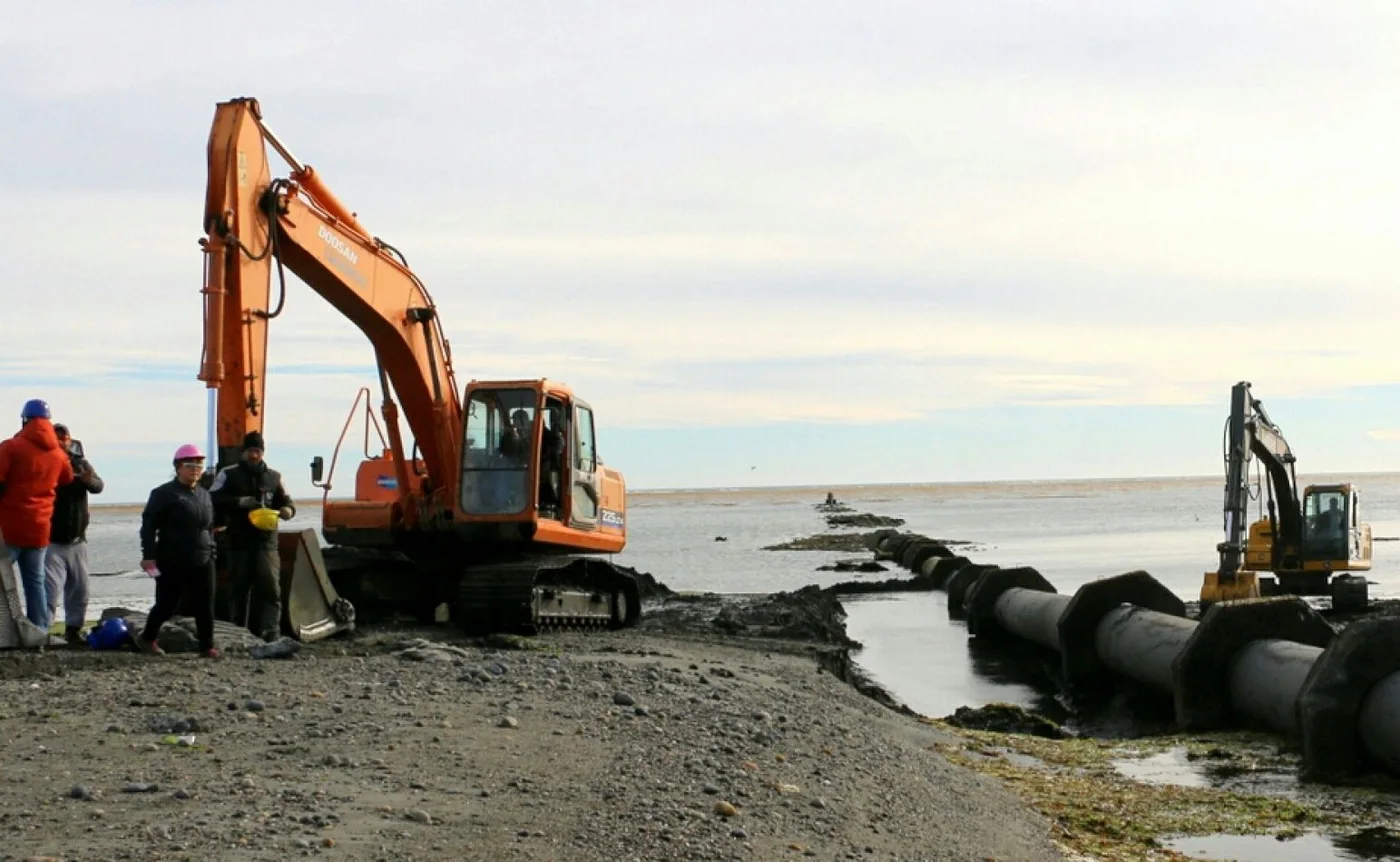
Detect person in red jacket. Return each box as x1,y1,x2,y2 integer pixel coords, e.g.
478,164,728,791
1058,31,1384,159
0,399,75,632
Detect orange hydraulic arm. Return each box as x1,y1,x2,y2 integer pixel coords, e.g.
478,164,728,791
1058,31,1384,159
198,97,460,529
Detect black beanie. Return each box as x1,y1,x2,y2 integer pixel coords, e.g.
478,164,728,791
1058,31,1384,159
243,431,265,451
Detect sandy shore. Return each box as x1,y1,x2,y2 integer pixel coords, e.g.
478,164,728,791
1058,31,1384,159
0,623,1066,862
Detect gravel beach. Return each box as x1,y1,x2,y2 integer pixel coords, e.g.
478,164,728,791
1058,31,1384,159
0,621,1065,862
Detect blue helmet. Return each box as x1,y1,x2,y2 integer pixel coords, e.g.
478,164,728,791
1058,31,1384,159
86,616,130,650
20,399,50,420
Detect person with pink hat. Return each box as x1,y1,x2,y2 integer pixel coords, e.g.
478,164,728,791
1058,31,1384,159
131,444,219,657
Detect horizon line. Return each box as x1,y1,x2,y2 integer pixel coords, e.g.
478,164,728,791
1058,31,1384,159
85,468,1400,508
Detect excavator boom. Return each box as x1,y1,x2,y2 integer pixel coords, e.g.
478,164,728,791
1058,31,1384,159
200,97,459,529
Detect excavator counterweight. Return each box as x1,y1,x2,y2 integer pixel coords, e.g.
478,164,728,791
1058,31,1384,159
199,96,640,635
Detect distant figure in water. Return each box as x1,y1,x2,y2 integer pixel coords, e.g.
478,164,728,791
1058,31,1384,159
824,492,839,506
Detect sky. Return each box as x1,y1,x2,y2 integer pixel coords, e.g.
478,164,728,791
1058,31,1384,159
5,2,1400,504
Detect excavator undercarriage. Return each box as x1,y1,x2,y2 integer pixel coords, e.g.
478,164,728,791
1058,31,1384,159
317,544,641,635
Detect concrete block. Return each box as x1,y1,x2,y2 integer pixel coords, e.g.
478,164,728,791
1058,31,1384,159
1331,575,1368,614
965,567,1058,638
876,533,920,561
946,563,998,621
898,539,935,570
1297,616,1400,782
905,541,951,572
1172,596,1333,731
922,555,970,588
864,528,900,552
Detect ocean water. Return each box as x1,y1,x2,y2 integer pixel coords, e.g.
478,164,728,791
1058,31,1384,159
77,473,1400,720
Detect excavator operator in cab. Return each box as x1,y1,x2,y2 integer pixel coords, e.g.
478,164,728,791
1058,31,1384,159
539,404,566,515
1317,498,1343,532
1305,495,1348,560
498,409,530,463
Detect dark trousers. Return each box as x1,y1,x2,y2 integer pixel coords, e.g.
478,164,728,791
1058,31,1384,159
142,560,215,651
228,545,282,640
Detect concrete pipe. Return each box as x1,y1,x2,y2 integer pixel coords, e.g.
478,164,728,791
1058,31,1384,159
1093,606,1199,693
941,562,1400,783
1358,672,1400,775
990,588,1070,652
1173,597,1333,731
1226,639,1321,736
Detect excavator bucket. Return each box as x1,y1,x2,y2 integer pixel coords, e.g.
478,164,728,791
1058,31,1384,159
1200,570,1261,605
0,535,52,649
276,529,356,642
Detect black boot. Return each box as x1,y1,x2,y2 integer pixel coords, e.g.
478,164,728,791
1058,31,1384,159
63,625,85,647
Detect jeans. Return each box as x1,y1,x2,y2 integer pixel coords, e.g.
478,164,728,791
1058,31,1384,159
8,546,49,631
45,541,89,630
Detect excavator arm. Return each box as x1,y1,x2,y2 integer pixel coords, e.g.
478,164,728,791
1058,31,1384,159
198,97,460,529
1216,380,1301,583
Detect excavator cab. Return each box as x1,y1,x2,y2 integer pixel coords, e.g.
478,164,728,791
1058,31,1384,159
1300,483,1372,573
1238,484,1373,585
457,380,625,549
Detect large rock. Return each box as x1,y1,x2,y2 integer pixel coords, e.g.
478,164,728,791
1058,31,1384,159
711,585,857,646
98,607,266,653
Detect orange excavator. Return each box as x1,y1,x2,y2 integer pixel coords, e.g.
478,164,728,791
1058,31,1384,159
198,96,641,634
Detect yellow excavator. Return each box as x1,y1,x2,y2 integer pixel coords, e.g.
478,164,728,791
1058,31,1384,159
1201,381,1372,606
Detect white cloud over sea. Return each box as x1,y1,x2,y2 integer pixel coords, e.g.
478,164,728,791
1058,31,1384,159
4,2,1400,500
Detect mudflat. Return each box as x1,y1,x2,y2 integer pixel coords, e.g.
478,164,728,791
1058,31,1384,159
0,626,1064,862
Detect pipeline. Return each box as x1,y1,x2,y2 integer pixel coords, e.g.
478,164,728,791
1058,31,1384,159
864,529,1400,783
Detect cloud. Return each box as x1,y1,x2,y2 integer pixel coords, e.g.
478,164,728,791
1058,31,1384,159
6,2,1400,498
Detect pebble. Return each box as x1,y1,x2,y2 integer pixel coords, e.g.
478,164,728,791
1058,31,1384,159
613,692,636,706
68,785,94,801
406,809,433,825
498,716,519,729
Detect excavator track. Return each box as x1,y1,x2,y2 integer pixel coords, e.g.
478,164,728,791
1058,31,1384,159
456,558,642,636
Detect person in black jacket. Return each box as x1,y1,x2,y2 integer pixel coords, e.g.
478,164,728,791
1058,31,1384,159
209,431,294,641
132,443,218,657
45,424,104,645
